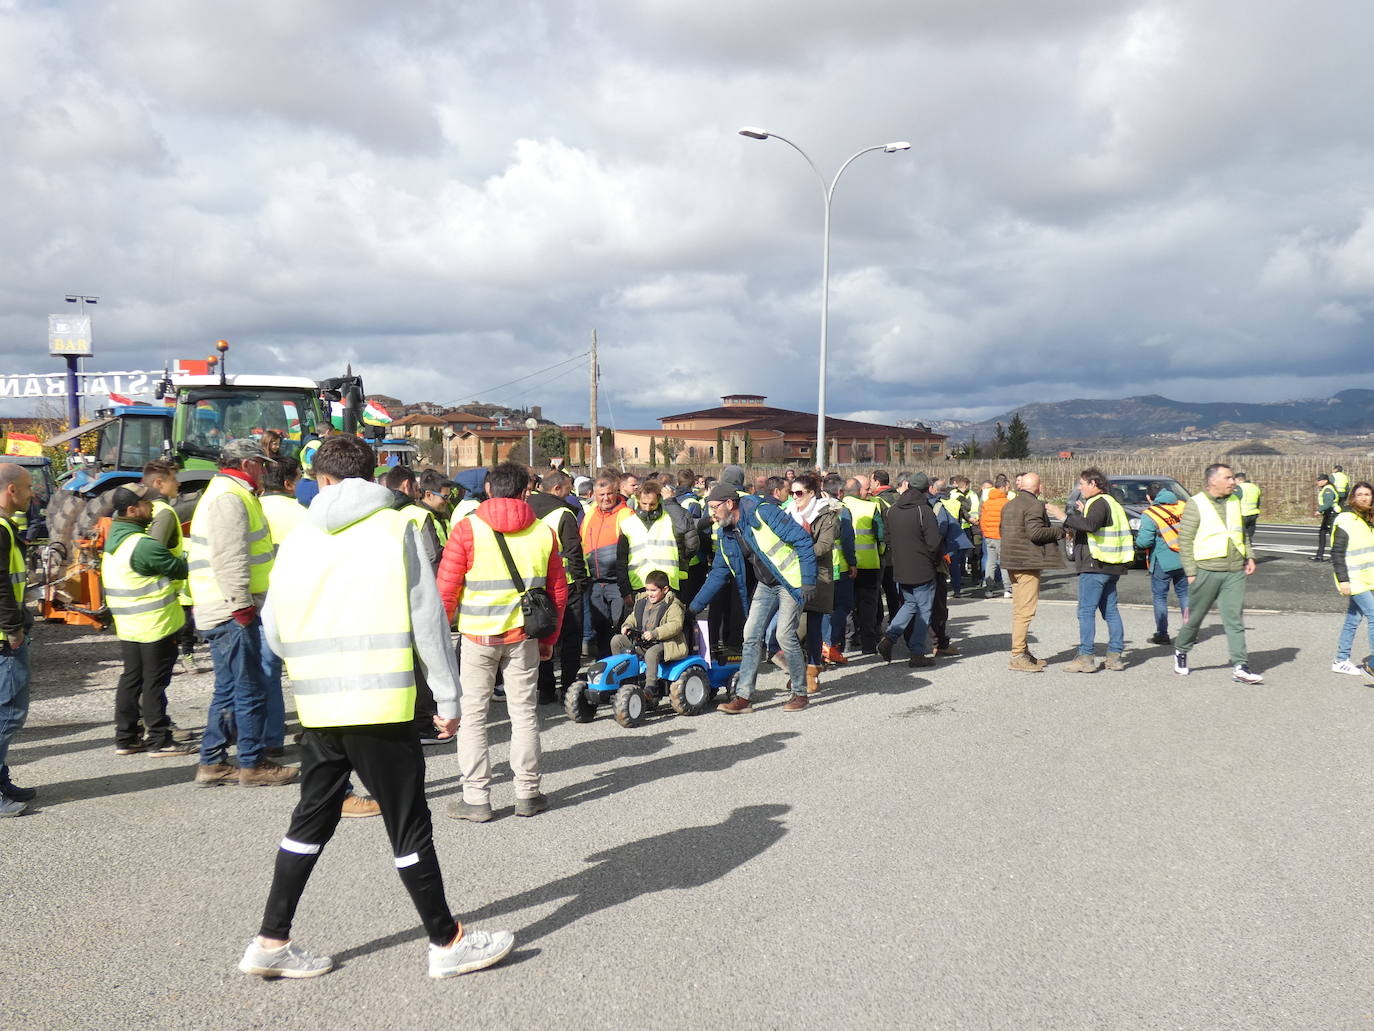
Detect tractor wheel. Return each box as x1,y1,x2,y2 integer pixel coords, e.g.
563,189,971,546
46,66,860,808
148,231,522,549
564,680,597,723
669,667,712,716
613,684,647,728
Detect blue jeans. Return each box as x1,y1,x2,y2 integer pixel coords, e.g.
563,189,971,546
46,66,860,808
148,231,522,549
982,539,1003,590
0,642,32,771
1077,572,1124,655
1150,565,1189,635
736,582,805,699
1336,590,1374,663
823,573,855,649
199,618,270,769
949,550,966,593
885,581,935,651
259,623,286,749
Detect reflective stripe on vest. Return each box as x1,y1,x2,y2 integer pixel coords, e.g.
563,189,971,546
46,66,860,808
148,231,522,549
540,507,576,585
269,508,416,728
102,532,184,643
1191,492,1246,561
261,494,308,557
747,513,803,589
150,498,191,606
1333,512,1374,594
187,474,274,607
713,524,745,583
1143,502,1185,552
1083,493,1133,565
622,510,681,589
0,518,24,645
1237,482,1261,517
457,515,556,635
843,497,880,569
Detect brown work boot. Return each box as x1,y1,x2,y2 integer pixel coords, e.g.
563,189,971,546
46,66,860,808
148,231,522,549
194,763,237,787
1103,652,1126,671
782,693,809,712
805,664,821,695
1008,654,1043,673
239,759,299,787
1024,652,1049,669
1066,654,1099,673
340,794,381,818
718,695,754,715
935,644,961,657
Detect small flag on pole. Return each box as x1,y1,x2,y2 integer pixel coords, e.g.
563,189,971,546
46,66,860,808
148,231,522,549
330,401,346,430
108,393,133,405
362,400,393,427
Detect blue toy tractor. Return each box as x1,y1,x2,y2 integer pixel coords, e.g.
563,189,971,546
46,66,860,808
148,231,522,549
564,620,740,728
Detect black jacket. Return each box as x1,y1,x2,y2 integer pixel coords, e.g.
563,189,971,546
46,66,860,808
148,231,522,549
527,491,589,584
1062,494,1131,576
886,489,944,586
616,504,689,599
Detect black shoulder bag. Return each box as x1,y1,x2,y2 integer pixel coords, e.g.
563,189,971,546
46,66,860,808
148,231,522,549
493,531,559,640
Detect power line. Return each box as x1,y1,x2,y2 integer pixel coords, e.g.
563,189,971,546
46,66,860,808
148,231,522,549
444,351,589,408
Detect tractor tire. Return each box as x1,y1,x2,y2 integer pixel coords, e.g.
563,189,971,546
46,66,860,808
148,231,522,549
669,667,712,716
564,680,597,723
613,684,647,728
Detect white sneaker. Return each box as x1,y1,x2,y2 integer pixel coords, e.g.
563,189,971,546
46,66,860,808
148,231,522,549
238,938,333,978
1232,664,1264,685
428,928,515,979
1173,651,1189,676
1331,659,1365,677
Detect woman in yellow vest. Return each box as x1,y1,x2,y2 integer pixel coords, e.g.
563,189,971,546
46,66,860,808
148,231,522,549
101,486,195,757
1330,481,1374,678
1061,468,1132,672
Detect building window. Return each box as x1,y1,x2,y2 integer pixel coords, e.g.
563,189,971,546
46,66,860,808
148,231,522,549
688,446,696,458
798,445,810,456
633,447,639,458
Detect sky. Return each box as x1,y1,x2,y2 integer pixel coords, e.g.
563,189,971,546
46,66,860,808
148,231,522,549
2,0,1372,430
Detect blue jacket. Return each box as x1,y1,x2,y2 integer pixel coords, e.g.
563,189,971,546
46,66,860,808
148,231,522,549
689,495,817,613
928,494,971,554
1134,488,1184,573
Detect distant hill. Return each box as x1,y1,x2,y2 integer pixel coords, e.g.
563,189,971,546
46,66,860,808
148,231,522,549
935,390,1374,446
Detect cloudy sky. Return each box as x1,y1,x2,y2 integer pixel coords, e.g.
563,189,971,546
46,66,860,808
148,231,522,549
2,0,1372,430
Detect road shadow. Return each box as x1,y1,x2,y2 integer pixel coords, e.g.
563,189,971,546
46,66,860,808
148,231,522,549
9,733,112,764
1242,646,1301,673
333,803,791,962
24,761,200,806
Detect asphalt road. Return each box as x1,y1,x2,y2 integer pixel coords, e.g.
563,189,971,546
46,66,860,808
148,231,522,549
4,564,1373,1029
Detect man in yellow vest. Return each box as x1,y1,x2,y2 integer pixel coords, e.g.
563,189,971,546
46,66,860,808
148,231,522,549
527,470,588,703
1332,465,1351,507
143,458,200,678
1232,471,1262,553
0,463,35,816
190,438,297,789
1173,463,1262,683
417,470,457,547
1313,473,1341,562
240,433,513,980
438,461,567,822
1135,484,1188,646
383,466,442,574
102,485,195,758
1329,480,1374,678
842,477,885,653
1062,468,1132,672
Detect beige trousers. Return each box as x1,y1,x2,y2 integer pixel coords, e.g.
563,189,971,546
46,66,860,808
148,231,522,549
458,637,542,804
1008,570,1042,657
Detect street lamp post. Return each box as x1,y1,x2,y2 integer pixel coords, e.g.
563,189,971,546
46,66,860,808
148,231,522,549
443,426,455,478
738,129,910,470
64,293,98,424
525,417,538,467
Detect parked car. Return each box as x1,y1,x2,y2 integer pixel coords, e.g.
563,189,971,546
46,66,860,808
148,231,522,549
1065,475,1191,566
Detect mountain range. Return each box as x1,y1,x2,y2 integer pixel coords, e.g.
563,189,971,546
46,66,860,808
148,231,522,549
927,390,1374,445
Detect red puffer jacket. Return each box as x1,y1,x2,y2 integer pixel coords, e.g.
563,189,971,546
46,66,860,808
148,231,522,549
437,497,567,646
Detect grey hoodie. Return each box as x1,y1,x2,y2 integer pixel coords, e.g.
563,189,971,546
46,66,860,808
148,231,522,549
261,479,461,720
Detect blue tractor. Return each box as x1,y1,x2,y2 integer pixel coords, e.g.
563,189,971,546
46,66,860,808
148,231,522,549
564,622,740,728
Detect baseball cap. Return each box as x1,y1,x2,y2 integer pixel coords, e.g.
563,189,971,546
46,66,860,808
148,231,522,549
109,484,149,513
220,438,277,464
706,482,740,503
906,472,930,493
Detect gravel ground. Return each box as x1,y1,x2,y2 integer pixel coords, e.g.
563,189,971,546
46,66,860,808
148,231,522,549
4,590,1374,1030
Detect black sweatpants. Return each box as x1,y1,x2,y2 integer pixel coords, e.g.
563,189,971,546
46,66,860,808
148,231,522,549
929,573,950,648
258,722,457,945
114,633,178,748
539,582,585,696
881,566,901,625
852,569,882,651
1317,510,1336,559
176,606,197,656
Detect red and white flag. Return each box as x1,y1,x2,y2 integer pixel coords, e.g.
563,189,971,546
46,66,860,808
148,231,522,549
108,392,133,405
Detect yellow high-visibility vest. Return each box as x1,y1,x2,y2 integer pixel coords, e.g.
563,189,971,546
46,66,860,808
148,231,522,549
150,497,191,606
747,513,803,589
453,497,480,522
102,532,184,643
1333,512,1374,594
456,516,555,636
269,508,416,727
621,509,682,589
1319,484,1342,514
842,496,881,570
0,517,24,645
1082,493,1133,565
1237,482,1261,517
1332,471,1351,500
1190,492,1247,561
540,506,577,585
187,474,274,608
260,493,308,556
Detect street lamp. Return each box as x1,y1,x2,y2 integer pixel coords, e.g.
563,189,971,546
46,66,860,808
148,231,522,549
443,426,455,477
65,294,98,421
525,417,538,467
738,128,910,469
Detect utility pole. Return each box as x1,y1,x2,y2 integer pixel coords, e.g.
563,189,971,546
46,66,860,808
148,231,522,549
588,329,600,473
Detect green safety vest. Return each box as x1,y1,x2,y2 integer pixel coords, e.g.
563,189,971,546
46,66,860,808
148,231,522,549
746,513,803,589
456,515,555,636
0,517,24,645
1190,492,1247,561
1082,493,1133,565
269,508,415,727
187,474,275,607
102,532,184,643
1333,512,1374,594
622,509,682,589
842,496,881,570
1332,471,1351,500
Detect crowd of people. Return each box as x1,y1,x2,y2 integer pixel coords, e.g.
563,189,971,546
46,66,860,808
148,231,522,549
0,445,1369,980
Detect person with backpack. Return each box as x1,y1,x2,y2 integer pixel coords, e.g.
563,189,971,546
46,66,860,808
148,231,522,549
1136,483,1189,646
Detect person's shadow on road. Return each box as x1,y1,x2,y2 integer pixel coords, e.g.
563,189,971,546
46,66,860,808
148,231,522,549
333,803,791,963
